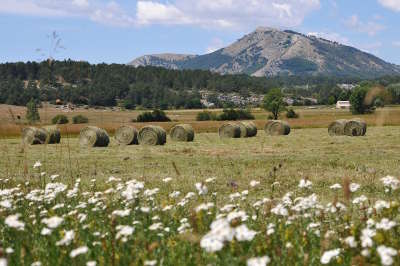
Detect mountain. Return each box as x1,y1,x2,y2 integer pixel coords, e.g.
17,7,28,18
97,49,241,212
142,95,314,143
129,27,400,78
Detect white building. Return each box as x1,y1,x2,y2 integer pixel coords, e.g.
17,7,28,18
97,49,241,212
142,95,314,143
336,101,351,109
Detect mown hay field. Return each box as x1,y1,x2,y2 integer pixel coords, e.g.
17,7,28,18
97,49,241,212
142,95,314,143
1,104,400,137
1,107,400,265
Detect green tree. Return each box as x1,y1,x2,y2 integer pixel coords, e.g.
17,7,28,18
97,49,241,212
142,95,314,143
263,88,286,120
26,99,40,123
349,86,374,114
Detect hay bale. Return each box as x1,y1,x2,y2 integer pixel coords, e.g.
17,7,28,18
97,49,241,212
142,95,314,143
219,122,241,138
138,125,167,145
42,126,61,144
237,121,258,138
79,126,110,147
328,119,348,136
115,126,138,145
21,127,48,145
264,120,291,136
170,124,195,142
344,119,367,136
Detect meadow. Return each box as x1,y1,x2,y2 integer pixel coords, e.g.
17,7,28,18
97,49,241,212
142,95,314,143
1,105,400,265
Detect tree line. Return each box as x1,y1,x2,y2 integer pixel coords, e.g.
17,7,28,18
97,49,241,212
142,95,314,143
1,60,400,109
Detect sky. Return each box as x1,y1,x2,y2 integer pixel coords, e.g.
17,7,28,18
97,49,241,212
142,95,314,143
1,0,400,64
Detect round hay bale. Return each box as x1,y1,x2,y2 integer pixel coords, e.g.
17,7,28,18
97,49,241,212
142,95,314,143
115,126,138,145
264,120,291,136
79,126,110,147
344,119,367,136
42,126,61,144
328,119,348,136
170,124,195,142
237,121,258,138
138,125,167,145
21,127,48,145
219,122,241,138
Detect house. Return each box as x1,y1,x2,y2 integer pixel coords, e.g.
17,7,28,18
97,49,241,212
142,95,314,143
336,101,351,109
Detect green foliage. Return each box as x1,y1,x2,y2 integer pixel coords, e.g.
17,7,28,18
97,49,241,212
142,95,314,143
286,108,299,119
136,110,171,122
51,114,69,124
350,86,374,114
25,99,40,123
196,111,217,121
263,89,286,120
72,115,89,124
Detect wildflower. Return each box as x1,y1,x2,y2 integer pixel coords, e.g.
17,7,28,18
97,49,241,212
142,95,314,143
352,195,368,205
5,214,25,231
5,248,14,254
169,191,181,198
298,179,312,189
227,210,248,222
140,207,150,213
0,258,6,266
250,180,260,187
286,242,293,249
86,262,96,266
320,249,341,264
195,202,214,213
376,218,396,231
70,246,89,258
375,200,390,211
144,261,157,266
344,236,357,248
377,245,397,266
149,222,163,231
234,224,257,241
361,228,376,248
106,176,121,183
195,183,208,195
0,200,12,209
56,230,75,246
31,262,42,266
112,209,130,217
41,227,52,235
205,177,216,183
247,256,270,266
361,249,370,257
330,183,342,189
349,183,360,192
162,177,173,183
271,204,288,216
116,225,134,239
200,236,224,252
42,216,63,229
381,176,400,191
33,161,42,168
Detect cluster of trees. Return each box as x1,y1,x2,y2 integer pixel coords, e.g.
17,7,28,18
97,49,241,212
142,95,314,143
196,109,254,121
135,110,171,122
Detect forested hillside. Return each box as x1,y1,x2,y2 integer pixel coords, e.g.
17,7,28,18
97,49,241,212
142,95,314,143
1,60,400,109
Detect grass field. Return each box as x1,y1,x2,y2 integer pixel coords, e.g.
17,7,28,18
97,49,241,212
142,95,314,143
1,106,400,265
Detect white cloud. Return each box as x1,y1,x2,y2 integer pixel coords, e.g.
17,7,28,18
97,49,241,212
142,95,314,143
378,0,400,12
0,0,320,29
135,0,321,29
393,41,400,47
307,32,351,46
0,0,136,27
206,38,225,53
345,14,385,36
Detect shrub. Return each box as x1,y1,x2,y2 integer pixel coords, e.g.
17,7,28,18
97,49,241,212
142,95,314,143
73,115,89,124
217,109,254,121
286,108,299,119
197,111,212,121
51,114,69,124
136,110,171,122
350,86,374,114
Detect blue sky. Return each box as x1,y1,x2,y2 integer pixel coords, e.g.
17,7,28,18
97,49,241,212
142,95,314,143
1,0,400,64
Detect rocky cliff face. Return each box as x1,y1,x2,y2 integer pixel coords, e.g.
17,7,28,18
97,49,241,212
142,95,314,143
129,27,400,78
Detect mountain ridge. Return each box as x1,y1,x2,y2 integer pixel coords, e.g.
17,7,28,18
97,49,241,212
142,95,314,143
129,27,400,78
